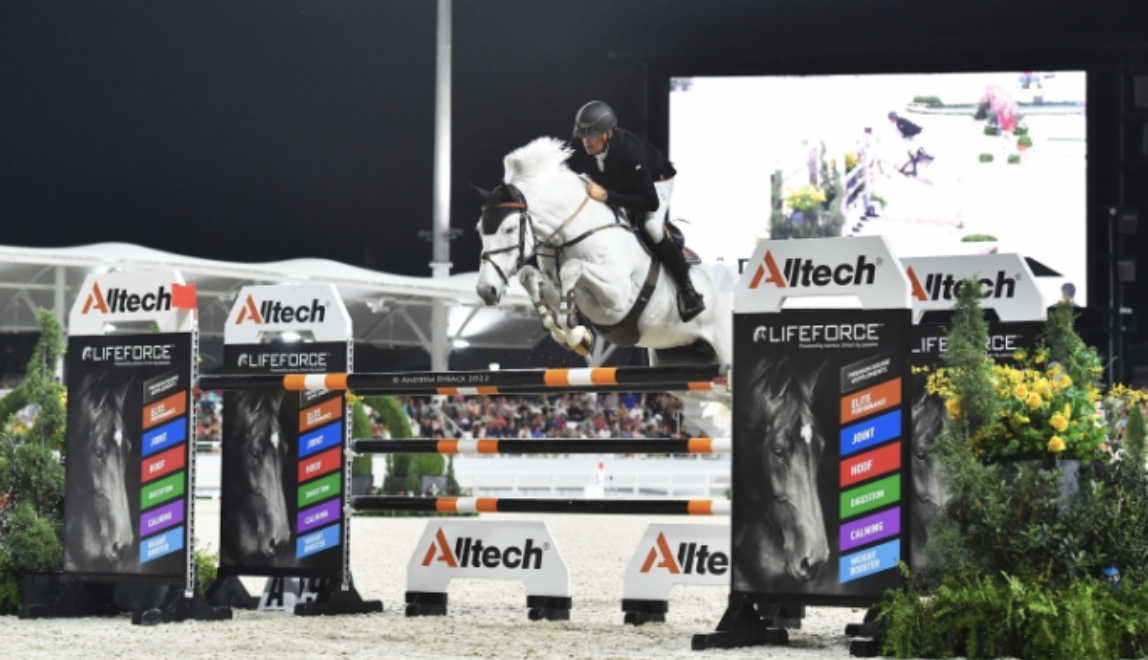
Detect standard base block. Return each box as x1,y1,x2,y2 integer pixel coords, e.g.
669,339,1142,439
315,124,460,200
204,575,260,610
845,607,884,657
621,598,668,626
17,582,120,620
293,579,383,617
404,591,448,617
691,599,802,650
131,590,233,626
526,595,571,622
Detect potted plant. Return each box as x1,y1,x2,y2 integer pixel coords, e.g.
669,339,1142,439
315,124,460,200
785,184,827,227
0,309,68,610
925,297,1125,500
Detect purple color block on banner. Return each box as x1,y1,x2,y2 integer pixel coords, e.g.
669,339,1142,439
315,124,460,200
840,506,900,552
140,499,185,537
297,498,341,535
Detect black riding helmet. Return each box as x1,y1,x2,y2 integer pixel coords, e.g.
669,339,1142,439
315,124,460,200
572,101,617,140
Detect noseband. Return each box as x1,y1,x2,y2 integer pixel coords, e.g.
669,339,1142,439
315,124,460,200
479,182,622,288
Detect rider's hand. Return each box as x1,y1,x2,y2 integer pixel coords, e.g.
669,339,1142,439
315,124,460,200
586,181,608,203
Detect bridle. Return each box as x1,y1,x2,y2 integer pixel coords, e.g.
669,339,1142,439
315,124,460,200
479,182,627,288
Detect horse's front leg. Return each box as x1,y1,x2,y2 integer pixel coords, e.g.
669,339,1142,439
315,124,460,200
556,259,627,357
518,267,572,349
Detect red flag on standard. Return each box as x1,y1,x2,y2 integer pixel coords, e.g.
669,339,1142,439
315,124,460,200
171,283,197,309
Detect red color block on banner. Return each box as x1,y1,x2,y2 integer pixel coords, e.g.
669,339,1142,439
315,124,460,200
171,283,197,309
299,447,342,483
840,441,902,487
142,445,186,482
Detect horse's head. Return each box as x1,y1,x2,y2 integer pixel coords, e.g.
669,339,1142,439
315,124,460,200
73,377,135,566
476,137,581,306
755,361,830,582
475,182,537,306
228,391,290,561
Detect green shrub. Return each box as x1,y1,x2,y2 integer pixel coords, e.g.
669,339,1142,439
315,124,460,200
350,401,373,477
1008,154,1021,164
0,386,29,426
1015,125,1030,136
984,125,999,136
961,234,998,242
1018,134,1034,148
0,550,22,615
193,544,218,597
912,95,944,107
979,153,994,163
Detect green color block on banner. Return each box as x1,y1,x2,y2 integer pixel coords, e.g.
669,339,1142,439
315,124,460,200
840,474,901,519
141,472,185,510
299,472,342,508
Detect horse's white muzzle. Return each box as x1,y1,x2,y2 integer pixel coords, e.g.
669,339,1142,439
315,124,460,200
478,282,505,306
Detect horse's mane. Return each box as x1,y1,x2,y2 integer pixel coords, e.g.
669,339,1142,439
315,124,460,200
503,137,574,185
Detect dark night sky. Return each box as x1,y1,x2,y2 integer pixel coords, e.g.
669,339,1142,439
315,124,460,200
2,1,1146,278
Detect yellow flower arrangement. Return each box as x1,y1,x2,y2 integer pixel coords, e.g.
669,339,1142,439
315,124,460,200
926,344,1146,463
784,184,828,213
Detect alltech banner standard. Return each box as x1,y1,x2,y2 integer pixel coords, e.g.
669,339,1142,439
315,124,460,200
731,236,912,607
903,253,1046,573
63,271,198,582
218,284,353,580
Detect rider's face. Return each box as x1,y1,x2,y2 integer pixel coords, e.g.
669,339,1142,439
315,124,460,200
582,131,610,156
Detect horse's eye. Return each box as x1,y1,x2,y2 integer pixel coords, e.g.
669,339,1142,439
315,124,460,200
504,225,516,234
771,445,785,457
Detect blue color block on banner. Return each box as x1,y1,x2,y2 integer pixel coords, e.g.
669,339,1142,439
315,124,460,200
141,418,187,457
299,421,343,458
140,525,185,564
839,538,900,583
296,523,341,559
840,409,902,456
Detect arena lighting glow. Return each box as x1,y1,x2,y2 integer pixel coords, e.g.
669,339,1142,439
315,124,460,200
280,331,301,342
452,339,471,349
669,70,1088,306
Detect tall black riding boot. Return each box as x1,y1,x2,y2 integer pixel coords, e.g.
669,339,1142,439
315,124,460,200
654,236,705,323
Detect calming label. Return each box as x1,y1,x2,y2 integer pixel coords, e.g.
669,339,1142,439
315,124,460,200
299,472,341,508
296,523,341,559
839,411,901,457
142,391,187,430
141,417,187,457
300,398,343,433
840,441,902,487
141,472,185,509
140,525,185,564
840,474,901,519
298,421,343,458
140,499,185,535
839,539,900,583
840,378,902,423
840,506,901,552
298,447,342,483
297,499,341,534
142,445,186,482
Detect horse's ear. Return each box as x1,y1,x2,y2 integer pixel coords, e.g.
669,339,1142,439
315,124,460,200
470,183,492,201
800,360,828,400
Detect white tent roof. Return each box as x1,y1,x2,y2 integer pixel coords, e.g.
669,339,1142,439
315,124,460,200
0,243,542,351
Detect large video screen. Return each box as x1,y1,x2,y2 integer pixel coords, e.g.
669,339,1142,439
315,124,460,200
669,71,1088,305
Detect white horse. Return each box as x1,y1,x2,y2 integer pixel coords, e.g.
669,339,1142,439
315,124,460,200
475,137,732,406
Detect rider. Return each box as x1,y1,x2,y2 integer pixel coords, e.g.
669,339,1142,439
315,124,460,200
566,100,705,323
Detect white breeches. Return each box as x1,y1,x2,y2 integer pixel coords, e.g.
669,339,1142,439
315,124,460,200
642,178,675,243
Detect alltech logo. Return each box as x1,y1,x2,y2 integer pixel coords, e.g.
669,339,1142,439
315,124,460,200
640,532,729,576
81,283,193,315
748,252,880,289
906,268,1019,302
420,528,546,570
235,296,327,325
